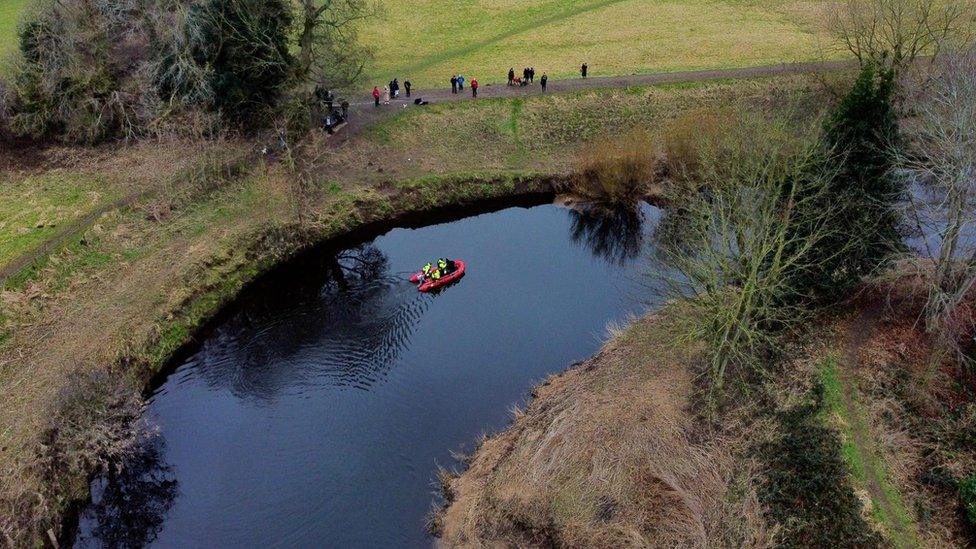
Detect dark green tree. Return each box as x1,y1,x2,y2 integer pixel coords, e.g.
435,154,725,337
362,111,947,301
187,0,294,125
800,63,902,302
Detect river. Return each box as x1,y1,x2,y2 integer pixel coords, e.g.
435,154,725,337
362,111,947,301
75,199,665,548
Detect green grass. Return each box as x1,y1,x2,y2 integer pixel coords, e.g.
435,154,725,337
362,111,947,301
0,173,120,271
358,74,825,177
362,0,836,88
0,0,27,56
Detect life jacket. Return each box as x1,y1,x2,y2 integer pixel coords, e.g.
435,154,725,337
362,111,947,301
438,259,448,270
423,263,432,274
431,270,442,280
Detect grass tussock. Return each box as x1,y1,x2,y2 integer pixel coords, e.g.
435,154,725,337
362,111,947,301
435,314,775,547
660,107,730,183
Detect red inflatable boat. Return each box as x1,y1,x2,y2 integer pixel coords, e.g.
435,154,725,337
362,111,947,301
409,260,466,292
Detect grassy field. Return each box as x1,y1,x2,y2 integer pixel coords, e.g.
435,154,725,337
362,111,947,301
0,0,27,56
0,1,836,86
362,0,834,87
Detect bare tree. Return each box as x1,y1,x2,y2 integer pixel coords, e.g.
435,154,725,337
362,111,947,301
828,0,975,71
294,0,376,89
897,47,976,351
658,116,850,402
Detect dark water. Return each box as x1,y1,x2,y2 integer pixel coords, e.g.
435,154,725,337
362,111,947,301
75,201,664,548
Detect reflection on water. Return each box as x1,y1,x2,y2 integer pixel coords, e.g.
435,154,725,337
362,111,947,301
75,201,665,548
567,202,646,265
904,178,976,258
191,244,428,403
74,437,176,549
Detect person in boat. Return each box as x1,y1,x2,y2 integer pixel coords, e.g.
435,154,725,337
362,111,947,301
430,268,442,281
437,258,457,274
422,262,433,279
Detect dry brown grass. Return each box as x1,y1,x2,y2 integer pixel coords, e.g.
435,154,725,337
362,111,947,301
571,128,663,204
660,107,731,183
436,313,775,547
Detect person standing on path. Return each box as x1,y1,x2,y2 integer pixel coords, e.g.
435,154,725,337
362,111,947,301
540,73,548,92
404,80,412,97
457,74,465,91
341,99,349,118
581,63,588,78
382,85,390,105
372,86,380,107
508,68,515,86
450,75,458,94
471,78,479,97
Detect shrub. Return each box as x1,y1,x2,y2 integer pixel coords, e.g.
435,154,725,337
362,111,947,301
0,77,11,140
6,0,370,142
187,0,294,126
661,107,728,182
0,368,145,546
35,369,144,503
659,114,850,396
9,0,156,142
573,128,661,205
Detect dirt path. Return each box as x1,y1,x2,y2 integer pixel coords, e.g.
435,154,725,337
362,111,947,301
839,304,918,547
332,59,853,147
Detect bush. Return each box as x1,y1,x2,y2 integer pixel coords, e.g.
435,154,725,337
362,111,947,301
0,78,11,140
573,128,661,205
0,368,145,546
187,0,294,126
661,107,728,182
6,0,370,142
658,114,850,395
36,370,144,502
9,0,156,142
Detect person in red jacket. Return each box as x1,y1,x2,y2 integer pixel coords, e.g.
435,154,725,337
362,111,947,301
471,78,479,98
372,86,381,107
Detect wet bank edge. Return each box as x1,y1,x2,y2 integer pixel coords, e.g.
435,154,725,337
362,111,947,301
59,172,572,545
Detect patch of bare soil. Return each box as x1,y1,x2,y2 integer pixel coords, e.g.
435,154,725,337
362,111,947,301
435,314,773,548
